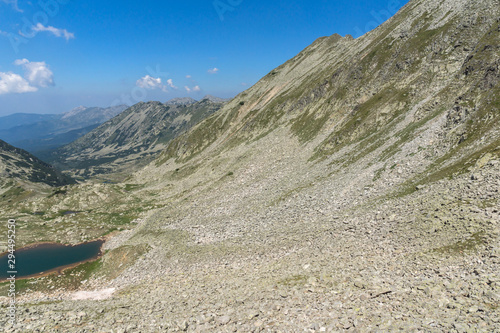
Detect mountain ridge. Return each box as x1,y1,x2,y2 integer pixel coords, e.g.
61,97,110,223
164,97,197,105
50,98,228,178
155,0,499,172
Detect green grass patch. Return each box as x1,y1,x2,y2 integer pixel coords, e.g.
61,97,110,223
290,111,330,143
124,184,143,191
431,232,486,255
279,275,308,287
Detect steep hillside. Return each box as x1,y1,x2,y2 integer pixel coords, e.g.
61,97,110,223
159,0,499,172
50,97,226,178
0,139,73,188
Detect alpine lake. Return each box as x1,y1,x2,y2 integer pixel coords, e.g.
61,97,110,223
0,239,104,281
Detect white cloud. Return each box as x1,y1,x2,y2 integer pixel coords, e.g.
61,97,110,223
30,23,75,41
184,85,201,93
15,59,54,88
1,0,22,12
207,67,219,74
0,72,37,94
185,75,192,79
137,75,163,89
13,59,28,65
136,75,175,92
166,79,177,89
0,59,55,94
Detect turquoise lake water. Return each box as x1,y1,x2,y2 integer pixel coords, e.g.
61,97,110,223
0,240,104,280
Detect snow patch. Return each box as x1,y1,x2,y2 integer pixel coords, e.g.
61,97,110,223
71,288,116,300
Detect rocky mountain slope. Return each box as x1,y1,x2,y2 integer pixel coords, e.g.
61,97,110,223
50,97,227,179
0,139,73,188
0,105,128,155
158,1,499,169
1,0,499,331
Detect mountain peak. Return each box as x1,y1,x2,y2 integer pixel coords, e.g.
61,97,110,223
62,106,88,119
165,97,197,106
60,105,128,122
200,95,230,103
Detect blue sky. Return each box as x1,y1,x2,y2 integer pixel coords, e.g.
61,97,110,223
0,0,409,116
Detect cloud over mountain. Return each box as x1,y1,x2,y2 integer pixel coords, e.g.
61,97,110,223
136,75,176,92
184,85,201,93
14,59,55,88
0,59,54,94
0,72,37,94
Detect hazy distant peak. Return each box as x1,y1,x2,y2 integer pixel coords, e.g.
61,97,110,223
60,105,128,123
163,96,229,106
164,97,197,105
62,106,88,119
62,105,128,120
200,95,230,103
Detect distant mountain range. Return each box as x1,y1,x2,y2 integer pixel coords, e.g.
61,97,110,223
0,113,61,130
48,96,228,179
0,97,232,160
0,105,128,157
